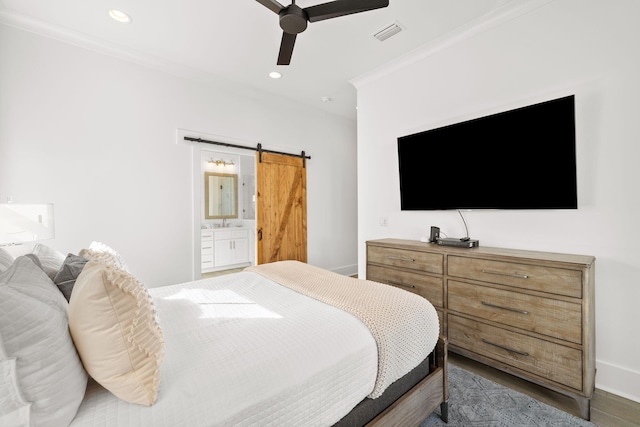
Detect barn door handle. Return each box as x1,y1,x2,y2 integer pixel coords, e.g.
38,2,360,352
258,229,263,241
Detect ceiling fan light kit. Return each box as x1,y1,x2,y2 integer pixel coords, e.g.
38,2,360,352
256,0,389,65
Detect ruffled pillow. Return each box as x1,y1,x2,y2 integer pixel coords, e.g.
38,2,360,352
79,241,129,271
69,259,164,406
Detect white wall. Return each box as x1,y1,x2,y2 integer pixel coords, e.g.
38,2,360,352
353,0,640,402
0,23,358,287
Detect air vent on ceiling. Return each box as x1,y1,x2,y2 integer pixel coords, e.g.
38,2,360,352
373,21,403,42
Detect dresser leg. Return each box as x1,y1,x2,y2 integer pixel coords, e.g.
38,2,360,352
575,396,590,421
440,400,449,423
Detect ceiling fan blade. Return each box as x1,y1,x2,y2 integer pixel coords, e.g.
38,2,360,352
305,0,389,23
256,0,285,14
277,32,297,65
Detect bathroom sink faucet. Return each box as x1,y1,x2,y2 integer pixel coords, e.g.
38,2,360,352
222,218,227,227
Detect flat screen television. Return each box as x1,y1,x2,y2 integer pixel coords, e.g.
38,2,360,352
398,95,577,210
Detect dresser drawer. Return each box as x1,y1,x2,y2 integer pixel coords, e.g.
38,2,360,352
367,246,443,275
449,315,582,390
448,256,582,298
448,280,582,344
368,264,444,307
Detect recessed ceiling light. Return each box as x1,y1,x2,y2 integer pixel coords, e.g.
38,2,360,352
109,9,132,24
269,71,282,79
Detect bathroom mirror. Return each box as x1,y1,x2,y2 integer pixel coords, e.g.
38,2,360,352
205,172,238,219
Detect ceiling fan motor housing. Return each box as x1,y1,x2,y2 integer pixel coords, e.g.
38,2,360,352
256,0,389,64
279,4,308,34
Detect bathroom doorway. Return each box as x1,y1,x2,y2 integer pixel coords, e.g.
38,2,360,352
198,149,256,277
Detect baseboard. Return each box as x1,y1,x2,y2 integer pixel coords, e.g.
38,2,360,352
596,360,640,404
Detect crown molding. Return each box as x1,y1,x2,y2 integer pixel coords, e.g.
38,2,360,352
0,8,231,88
0,7,336,117
3,7,311,117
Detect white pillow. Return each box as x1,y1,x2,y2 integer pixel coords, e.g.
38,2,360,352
0,243,31,258
69,260,164,406
0,256,88,427
31,243,66,279
0,248,12,272
0,243,65,278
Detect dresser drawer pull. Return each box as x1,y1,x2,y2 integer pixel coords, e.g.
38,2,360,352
387,281,415,289
202,246,212,250
481,301,529,315
482,339,530,356
387,256,415,262
481,269,529,279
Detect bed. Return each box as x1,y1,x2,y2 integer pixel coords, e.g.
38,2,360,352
0,243,448,427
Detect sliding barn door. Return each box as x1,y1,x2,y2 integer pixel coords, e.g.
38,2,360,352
256,152,307,264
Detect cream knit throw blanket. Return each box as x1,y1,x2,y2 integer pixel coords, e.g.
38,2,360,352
245,260,440,398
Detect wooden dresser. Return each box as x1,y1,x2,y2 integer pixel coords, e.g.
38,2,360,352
366,238,595,420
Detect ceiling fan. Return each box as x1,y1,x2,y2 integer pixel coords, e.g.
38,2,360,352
256,0,390,65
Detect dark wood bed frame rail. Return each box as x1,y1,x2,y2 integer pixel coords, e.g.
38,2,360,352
367,337,449,426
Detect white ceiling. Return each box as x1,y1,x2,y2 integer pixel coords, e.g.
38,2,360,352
0,0,529,120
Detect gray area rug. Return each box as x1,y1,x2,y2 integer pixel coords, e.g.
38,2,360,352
421,364,597,427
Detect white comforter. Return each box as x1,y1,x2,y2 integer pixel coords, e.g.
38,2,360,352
70,272,378,427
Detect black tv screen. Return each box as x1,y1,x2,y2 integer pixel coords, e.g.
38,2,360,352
398,95,577,210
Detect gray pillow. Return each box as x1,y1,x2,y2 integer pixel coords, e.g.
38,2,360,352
23,253,45,271
0,256,88,426
53,253,89,302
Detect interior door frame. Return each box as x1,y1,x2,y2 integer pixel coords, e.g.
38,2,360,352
191,144,257,280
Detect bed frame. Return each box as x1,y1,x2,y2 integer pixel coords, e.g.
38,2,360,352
367,337,449,426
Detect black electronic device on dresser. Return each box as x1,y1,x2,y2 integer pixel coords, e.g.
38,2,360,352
437,237,479,248
428,211,479,247
428,226,440,242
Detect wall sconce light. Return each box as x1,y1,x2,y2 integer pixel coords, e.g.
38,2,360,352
0,203,55,246
208,158,235,167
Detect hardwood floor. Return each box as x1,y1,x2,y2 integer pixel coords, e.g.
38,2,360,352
449,352,640,427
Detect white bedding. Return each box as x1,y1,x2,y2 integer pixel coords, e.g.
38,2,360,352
70,271,378,427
